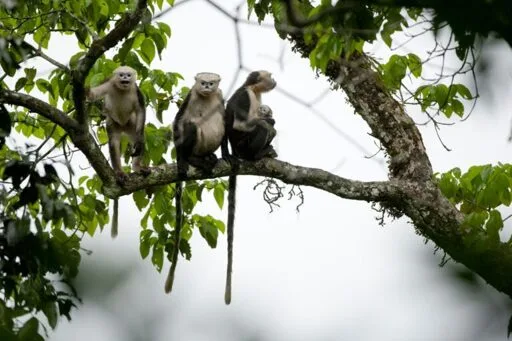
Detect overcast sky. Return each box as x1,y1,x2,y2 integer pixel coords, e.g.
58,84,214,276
13,0,511,340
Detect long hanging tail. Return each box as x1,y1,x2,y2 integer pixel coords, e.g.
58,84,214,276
111,199,119,238
225,175,237,304
165,180,183,293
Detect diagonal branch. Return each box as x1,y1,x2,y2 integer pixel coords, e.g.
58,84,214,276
0,89,79,130
20,41,70,73
71,0,149,126
0,89,117,186
277,14,512,299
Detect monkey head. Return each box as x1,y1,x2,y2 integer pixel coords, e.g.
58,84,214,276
113,66,137,91
194,72,221,97
244,70,276,93
258,105,273,119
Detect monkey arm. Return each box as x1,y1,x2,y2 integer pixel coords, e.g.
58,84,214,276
172,92,192,155
228,88,256,132
87,80,111,100
262,117,275,126
134,87,146,137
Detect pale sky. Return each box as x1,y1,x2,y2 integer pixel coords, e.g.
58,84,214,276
9,1,512,340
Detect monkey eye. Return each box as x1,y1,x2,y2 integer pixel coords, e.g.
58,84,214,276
209,82,213,86
201,81,206,86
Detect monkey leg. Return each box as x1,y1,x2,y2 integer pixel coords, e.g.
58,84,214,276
235,125,277,161
106,122,128,183
131,156,151,176
175,122,199,177
127,121,151,177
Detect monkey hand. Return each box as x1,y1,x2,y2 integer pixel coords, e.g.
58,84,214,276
263,117,275,126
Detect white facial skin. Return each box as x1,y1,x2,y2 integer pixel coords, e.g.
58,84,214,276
194,72,221,96
114,66,136,91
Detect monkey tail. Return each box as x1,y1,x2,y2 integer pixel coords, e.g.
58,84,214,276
225,174,237,305
111,198,119,238
165,180,183,294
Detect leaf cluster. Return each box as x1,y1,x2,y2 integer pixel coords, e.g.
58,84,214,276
436,164,512,250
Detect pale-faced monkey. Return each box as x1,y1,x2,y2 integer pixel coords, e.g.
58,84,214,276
86,65,150,238
165,72,228,294
223,71,278,305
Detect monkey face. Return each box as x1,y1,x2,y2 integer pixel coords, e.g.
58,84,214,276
258,105,273,119
259,71,276,92
246,71,276,93
113,66,137,91
194,72,221,96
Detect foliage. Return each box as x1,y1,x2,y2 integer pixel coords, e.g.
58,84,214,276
0,0,511,338
436,164,512,250
0,0,226,338
249,0,476,121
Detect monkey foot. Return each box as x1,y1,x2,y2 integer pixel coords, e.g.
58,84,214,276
115,170,129,184
138,166,151,176
254,146,278,160
221,154,238,167
189,155,217,173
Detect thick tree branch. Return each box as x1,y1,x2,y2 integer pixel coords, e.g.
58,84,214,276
292,37,432,181
71,0,148,126
0,89,117,186
102,158,403,201
279,25,512,298
0,89,79,130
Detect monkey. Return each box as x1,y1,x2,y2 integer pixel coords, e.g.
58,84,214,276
86,65,150,239
164,72,228,294
223,71,278,305
256,104,277,142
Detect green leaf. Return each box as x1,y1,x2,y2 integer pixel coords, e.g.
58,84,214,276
455,84,472,99
485,209,503,243
438,173,458,200
151,244,164,272
382,55,408,90
407,53,422,77
196,216,219,248
139,38,156,65
42,301,58,329
133,190,150,211
15,77,27,91
213,185,224,209
139,230,152,259
157,22,171,37
452,99,464,117
0,326,16,341
434,84,449,108
18,317,39,340
35,79,52,94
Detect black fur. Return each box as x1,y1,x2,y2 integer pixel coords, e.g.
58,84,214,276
244,71,260,86
166,92,192,294
224,174,237,304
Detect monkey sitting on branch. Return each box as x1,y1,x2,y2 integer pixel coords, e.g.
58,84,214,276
165,72,229,294
86,65,150,238
223,70,279,305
